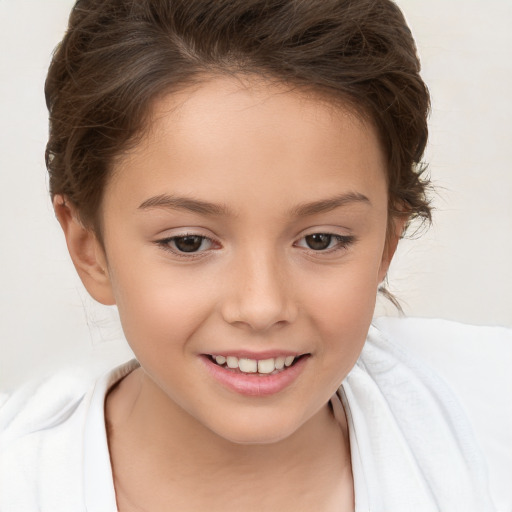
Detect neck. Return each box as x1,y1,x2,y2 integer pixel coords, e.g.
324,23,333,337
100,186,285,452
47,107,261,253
106,367,352,509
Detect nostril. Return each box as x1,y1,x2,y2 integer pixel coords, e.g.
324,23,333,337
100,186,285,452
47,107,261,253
219,277,297,331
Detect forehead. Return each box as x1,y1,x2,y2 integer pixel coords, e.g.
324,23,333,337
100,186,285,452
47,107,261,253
107,76,388,216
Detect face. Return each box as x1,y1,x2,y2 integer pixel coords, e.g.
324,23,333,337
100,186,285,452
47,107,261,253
88,77,396,444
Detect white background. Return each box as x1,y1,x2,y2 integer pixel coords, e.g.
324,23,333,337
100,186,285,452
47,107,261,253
1,0,511,390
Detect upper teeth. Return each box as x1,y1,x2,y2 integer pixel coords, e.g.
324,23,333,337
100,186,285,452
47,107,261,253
214,355,296,374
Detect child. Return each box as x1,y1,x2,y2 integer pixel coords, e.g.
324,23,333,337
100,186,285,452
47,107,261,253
0,0,507,510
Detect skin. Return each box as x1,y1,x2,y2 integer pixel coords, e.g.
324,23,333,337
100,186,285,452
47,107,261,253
55,76,405,511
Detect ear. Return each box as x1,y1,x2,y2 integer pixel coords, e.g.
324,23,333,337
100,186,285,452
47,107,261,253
378,213,408,283
53,195,116,305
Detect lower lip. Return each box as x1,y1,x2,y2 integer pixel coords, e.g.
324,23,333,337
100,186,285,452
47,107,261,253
201,355,309,397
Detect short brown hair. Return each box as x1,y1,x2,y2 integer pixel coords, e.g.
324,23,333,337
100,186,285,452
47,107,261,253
45,0,431,235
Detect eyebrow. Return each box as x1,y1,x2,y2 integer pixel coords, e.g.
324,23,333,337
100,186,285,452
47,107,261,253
138,192,371,217
138,194,233,216
289,192,371,217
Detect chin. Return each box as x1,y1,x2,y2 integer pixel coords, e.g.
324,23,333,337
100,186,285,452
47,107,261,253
218,429,296,446
229,429,294,446
206,412,305,446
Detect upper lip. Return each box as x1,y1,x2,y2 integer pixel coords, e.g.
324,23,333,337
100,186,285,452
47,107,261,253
204,350,308,360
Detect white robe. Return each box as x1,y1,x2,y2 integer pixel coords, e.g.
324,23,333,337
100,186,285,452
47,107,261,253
1,318,510,511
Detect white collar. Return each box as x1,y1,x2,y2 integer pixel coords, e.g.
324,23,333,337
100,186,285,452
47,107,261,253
83,359,140,512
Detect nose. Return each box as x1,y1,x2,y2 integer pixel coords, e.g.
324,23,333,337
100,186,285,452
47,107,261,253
220,247,298,332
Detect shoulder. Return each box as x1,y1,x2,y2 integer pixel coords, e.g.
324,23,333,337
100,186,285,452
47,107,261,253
372,316,512,365
1,364,103,441
371,317,512,512
0,366,99,510
0,359,136,511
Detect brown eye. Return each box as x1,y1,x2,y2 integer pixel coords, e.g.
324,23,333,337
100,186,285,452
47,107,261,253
173,235,206,253
305,233,332,250
156,233,217,257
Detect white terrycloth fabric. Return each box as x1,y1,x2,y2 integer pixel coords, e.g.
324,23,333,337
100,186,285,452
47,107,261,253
338,325,496,512
373,316,512,512
0,319,507,511
0,361,138,511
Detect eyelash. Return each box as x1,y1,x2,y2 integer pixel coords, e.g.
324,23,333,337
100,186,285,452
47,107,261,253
155,232,356,259
296,233,355,253
156,233,217,259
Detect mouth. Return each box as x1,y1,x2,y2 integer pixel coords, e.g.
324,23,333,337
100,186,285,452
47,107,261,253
206,353,308,376
201,352,310,396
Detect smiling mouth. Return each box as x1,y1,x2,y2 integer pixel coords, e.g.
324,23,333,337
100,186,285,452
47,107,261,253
207,354,308,376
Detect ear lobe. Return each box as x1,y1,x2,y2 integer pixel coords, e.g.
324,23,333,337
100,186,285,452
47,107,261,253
53,195,115,305
378,214,408,283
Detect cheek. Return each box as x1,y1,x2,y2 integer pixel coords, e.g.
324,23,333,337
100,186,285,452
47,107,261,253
298,258,381,371
302,257,381,327
314,285,375,360
108,259,216,353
